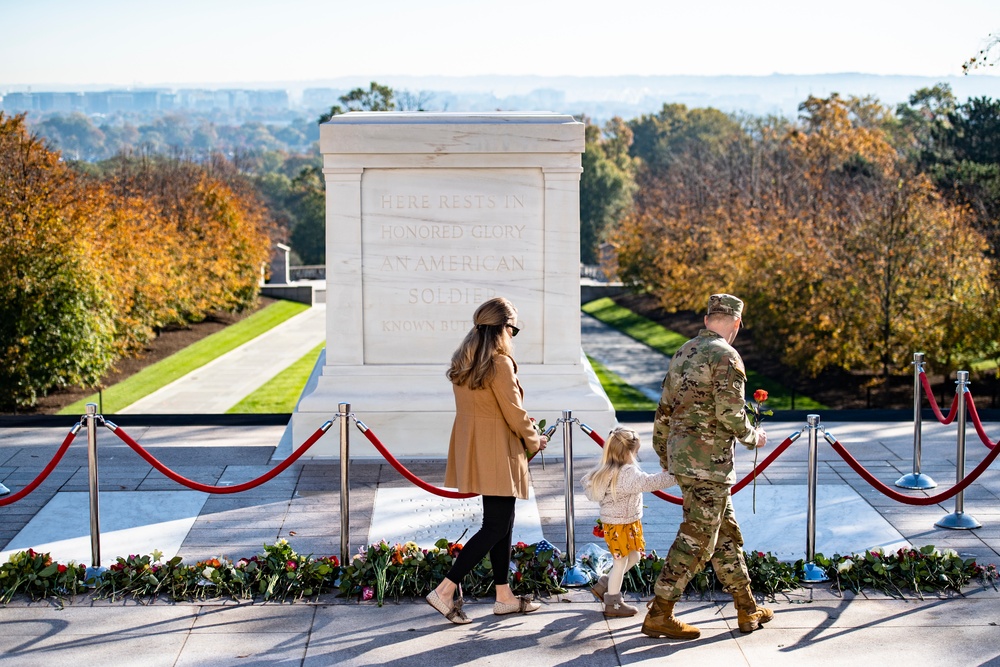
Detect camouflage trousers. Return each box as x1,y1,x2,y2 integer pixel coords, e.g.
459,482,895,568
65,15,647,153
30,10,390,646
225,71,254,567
653,475,751,601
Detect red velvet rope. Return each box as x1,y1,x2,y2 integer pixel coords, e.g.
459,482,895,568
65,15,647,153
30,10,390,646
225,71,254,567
731,435,797,493
0,425,79,506
919,371,959,424
358,425,477,499
109,422,331,494
581,425,797,505
829,436,1000,505
965,394,998,450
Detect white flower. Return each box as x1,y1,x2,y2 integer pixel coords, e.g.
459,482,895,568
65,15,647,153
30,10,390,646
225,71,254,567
837,560,854,573
202,566,216,579
942,549,959,559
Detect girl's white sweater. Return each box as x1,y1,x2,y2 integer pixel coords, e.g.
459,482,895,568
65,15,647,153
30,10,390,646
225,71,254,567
582,464,676,525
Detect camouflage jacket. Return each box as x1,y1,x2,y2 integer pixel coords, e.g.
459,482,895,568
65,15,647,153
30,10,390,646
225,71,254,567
652,329,759,485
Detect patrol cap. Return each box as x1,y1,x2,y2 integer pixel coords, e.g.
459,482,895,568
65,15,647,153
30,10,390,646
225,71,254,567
707,293,743,318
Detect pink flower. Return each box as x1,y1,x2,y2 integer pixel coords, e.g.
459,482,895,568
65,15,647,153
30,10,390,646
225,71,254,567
286,560,297,570
361,586,374,601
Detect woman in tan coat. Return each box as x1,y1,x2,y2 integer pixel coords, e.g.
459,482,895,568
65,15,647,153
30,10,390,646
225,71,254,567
425,297,547,624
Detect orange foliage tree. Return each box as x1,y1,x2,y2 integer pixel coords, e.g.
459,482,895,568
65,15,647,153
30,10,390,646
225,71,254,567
612,96,999,381
0,114,272,410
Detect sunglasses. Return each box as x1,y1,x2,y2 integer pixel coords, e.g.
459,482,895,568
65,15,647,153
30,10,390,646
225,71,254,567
506,324,520,337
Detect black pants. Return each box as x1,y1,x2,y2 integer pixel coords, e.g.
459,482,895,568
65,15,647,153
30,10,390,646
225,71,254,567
446,495,516,587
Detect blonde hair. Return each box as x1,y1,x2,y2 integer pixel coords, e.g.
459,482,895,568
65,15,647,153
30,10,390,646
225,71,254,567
446,297,516,390
586,428,641,501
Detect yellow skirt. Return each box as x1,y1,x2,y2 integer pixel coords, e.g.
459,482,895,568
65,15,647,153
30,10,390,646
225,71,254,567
602,520,645,558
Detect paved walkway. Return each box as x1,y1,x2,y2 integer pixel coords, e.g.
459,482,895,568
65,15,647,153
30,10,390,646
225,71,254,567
2,307,1000,665
581,312,670,401
119,304,327,414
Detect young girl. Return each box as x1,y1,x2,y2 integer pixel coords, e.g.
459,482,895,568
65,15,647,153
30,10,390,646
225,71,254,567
582,427,676,617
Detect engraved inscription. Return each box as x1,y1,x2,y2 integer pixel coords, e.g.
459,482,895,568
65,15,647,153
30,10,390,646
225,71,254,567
379,193,525,209
379,224,527,240
379,255,524,272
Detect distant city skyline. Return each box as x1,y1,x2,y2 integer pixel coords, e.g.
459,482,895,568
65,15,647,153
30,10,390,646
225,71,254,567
1,0,999,87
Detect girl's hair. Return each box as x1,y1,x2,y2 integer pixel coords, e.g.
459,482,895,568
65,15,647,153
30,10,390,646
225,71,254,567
446,297,516,390
587,428,641,501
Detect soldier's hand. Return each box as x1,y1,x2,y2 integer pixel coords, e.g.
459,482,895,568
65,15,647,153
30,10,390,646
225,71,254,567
755,427,767,449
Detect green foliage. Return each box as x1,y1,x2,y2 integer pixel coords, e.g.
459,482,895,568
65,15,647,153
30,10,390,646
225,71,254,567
1,113,273,410
816,546,999,599
318,81,397,124
337,539,567,606
0,113,118,409
613,93,1000,387
3,542,997,605
0,548,88,604
580,118,637,264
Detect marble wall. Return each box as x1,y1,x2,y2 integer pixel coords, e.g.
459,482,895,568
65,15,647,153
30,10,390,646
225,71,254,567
292,112,615,457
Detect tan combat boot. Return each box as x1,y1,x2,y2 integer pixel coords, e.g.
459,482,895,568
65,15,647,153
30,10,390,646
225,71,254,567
732,585,774,633
640,596,701,639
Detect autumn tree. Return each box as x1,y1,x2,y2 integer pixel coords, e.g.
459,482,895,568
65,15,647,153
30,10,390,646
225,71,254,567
0,113,116,409
1,113,273,410
612,95,998,390
580,117,637,265
963,32,1000,74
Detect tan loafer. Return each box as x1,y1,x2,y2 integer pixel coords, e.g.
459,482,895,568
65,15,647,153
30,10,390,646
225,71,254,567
494,595,541,615
426,589,471,624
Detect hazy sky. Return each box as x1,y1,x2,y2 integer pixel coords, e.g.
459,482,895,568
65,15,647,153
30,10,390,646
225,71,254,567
2,0,999,86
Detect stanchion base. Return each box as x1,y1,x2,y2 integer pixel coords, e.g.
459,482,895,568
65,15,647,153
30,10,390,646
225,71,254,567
561,565,592,588
800,562,828,583
83,566,107,588
0,482,10,496
894,473,937,490
935,512,982,530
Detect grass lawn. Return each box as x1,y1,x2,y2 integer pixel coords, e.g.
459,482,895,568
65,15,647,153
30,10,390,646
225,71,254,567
582,297,826,411
58,300,310,415
228,343,324,413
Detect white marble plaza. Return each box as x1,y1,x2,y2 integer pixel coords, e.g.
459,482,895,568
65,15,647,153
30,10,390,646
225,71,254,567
368,487,545,548
0,490,208,568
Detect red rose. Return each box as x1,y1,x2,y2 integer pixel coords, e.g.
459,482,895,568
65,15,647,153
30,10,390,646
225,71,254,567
516,542,528,549
753,389,768,403
57,564,68,574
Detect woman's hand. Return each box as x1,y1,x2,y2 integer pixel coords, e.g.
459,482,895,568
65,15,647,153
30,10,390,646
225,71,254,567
539,435,548,450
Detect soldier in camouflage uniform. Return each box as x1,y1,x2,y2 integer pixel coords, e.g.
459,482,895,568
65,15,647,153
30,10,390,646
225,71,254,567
641,294,774,640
